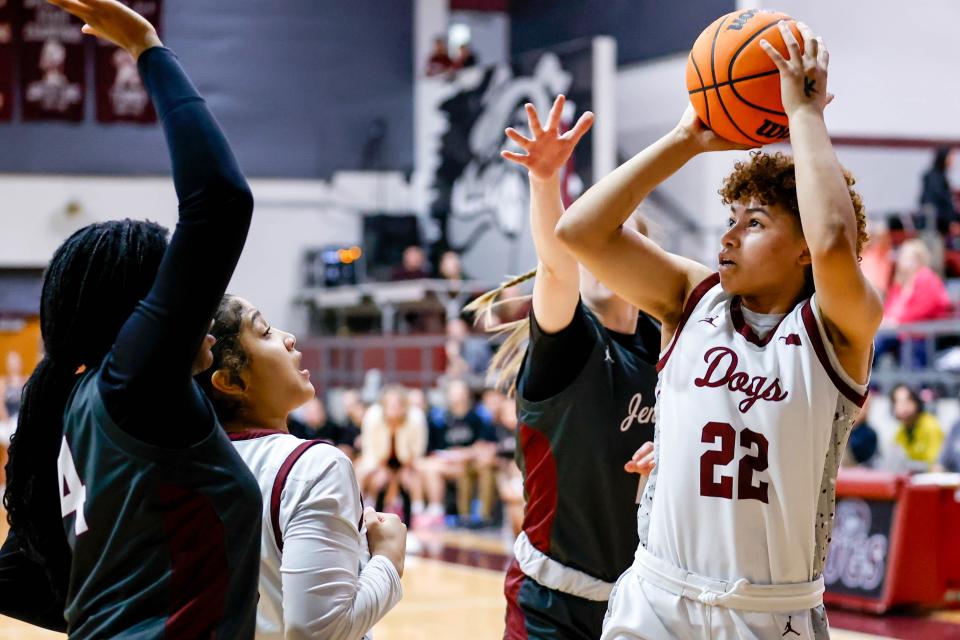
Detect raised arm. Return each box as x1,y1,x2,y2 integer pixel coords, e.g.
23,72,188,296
762,23,881,380
50,1,255,442
501,95,592,333
555,108,747,327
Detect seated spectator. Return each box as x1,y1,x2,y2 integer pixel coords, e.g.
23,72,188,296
493,399,523,538
877,239,952,367
438,250,466,283
445,318,493,379
476,387,505,427
890,383,944,471
3,351,25,421
418,379,497,527
425,36,453,77
843,393,878,467
453,42,477,70
391,245,431,281
340,389,367,458
356,385,428,523
288,396,360,459
859,222,894,297
919,146,958,234
938,418,960,473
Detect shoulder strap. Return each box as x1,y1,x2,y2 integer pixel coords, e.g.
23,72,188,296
271,440,327,553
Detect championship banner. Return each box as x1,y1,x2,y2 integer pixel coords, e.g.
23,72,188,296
0,0,15,122
95,0,161,123
20,0,85,122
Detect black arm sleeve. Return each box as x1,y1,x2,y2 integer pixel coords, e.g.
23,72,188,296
517,301,596,403
0,532,67,632
98,47,253,446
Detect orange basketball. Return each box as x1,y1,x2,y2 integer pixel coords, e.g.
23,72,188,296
685,9,804,146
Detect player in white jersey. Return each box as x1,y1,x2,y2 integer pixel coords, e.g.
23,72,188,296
197,295,405,639
557,23,880,639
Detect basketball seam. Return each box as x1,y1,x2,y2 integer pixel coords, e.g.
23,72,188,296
727,17,792,118
689,54,710,127
704,15,763,145
709,13,767,145
687,68,780,96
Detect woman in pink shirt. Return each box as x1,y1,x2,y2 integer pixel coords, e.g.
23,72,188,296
878,239,952,366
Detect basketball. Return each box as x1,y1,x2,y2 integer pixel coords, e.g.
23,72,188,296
686,9,804,146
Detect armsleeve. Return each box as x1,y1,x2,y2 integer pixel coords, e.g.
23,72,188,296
99,47,253,446
0,532,67,632
518,300,596,403
280,453,402,639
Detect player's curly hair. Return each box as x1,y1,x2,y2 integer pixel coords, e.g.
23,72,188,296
196,295,249,423
718,150,868,260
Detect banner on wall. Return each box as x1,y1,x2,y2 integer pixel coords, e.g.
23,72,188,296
95,0,161,124
20,0,85,121
0,0,15,122
425,38,613,282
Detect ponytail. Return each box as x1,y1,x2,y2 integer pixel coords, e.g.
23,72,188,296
463,268,537,396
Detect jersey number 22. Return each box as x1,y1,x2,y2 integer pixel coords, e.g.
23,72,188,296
699,421,769,503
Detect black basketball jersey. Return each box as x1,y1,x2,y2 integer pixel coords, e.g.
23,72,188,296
516,303,658,583
59,368,261,638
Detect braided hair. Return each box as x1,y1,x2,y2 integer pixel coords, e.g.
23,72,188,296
4,219,168,595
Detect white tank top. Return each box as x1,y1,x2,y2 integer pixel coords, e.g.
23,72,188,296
642,273,867,585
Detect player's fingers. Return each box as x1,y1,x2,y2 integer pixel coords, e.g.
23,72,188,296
525,103,544,135
563,111,594,144
758,39,788,71
48,0,89,18
505,127,533,148
779,21,802,63
817,39,829,69
362,507,380,526
81,24,106,39
501,150,530,166
795,22,817,59
545,94,565,133
825,92,835,106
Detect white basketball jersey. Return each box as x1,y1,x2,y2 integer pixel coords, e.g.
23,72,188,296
644,273,866,586
229,430,372,639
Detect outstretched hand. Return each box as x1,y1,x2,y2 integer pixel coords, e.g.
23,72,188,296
760,21,831,117
48,0,162,60
501,94,594,182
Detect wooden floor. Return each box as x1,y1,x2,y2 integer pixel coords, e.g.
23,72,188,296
0,554,888,640
1,526,956,639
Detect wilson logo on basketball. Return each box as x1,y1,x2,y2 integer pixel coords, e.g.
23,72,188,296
694,346,788,413
725,9,759,31
756,119,790,139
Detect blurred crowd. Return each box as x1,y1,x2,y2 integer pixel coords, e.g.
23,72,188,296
287,378,523,535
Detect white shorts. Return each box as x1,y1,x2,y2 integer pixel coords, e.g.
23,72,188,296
601,565,830,640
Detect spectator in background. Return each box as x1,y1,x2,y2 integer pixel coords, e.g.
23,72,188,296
877,239,952,367
438,250,466,283
445,318,493,379
391,245,431,281
419,379,497,527
493,398,523,538
938,416,960,473
920,146,958,234
859,221,894,297
356,386,428,523
2,351,25,421
843,393,878,467
288,396,360,460
890,383,944,471
453,42,477,70
339,388,365,455
425,36,453,77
